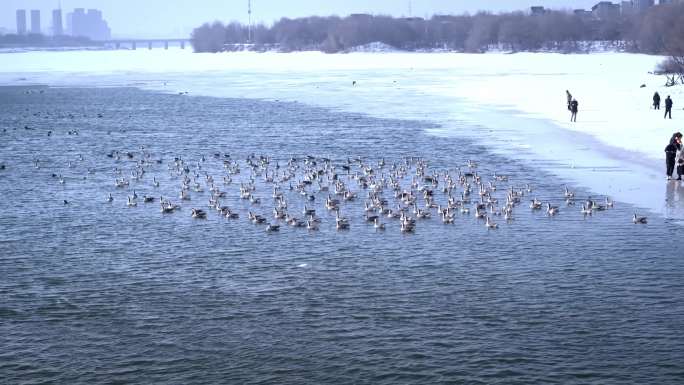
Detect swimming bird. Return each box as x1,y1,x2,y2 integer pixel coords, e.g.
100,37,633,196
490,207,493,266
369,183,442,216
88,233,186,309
266,223,280,232
306,219,319,231
605,197,614,208
564,186,575,199
632,213,647,224
529,198,542,210
191,208,207,219
106,193,113,203
485,216,498,229
336,221,350,230
400,221,415,233
546,203,559,216
580,204,592,216
591,201,606,211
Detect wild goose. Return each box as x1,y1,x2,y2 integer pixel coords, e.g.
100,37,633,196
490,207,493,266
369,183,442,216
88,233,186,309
336,221,350,230
546,203,559,216
580,204,592,216
591,201,606,211
400,222,415,233
191,209,207,219
564,186,575,199
306,219,319,231
633,213,647,224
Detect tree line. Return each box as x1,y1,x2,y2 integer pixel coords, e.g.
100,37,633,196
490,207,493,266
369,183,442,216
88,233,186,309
191,3,684,58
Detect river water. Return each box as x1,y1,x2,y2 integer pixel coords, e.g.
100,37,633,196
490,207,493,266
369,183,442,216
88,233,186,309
0,86,683,384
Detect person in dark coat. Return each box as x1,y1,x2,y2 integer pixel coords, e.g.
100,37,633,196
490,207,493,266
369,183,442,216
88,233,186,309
653,92,661,110
665,95,673,119
570,98,578,122
665,132,682,180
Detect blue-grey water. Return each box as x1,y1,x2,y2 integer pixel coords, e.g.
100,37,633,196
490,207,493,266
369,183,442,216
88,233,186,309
0,86,683,384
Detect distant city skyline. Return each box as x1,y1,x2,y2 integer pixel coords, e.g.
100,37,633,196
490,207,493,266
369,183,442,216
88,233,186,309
0,0,660,38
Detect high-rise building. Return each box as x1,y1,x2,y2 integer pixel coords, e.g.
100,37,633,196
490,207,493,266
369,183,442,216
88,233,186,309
30,10,40,34
66,8,111,40
16,10,27,35
621,1,635,14
591,1,621,19
52,9,63,36
530,6,547,15
633,0,655,10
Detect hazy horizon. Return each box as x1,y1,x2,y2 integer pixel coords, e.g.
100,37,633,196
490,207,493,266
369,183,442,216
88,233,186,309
0,0,599,39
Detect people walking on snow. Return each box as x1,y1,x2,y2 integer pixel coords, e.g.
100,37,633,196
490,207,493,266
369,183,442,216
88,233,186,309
665,132,682,180
653,92,661,110
664,95,673,119
566,90,572,111
570,98,578,122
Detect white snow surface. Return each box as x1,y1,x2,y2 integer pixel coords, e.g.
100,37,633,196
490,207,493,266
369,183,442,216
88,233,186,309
1,49,683,220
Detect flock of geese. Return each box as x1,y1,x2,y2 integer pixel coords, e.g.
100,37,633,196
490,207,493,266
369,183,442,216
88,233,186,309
77,149,650,233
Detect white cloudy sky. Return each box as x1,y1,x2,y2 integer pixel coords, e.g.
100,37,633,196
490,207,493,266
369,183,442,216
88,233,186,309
0,0,600,38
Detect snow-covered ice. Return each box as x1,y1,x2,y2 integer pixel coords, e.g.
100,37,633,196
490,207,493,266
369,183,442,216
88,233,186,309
1,49,683,220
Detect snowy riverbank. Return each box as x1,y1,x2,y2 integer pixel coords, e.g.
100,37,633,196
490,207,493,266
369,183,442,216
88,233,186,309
1,49,682,219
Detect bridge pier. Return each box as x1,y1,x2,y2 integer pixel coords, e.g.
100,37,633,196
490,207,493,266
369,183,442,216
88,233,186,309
115,42,120,49
148,42,153,50
181,41,185,49
132,42,136,50
164,41,169,50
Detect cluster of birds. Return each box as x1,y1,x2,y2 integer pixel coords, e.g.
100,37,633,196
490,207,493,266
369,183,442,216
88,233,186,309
81,149,650,232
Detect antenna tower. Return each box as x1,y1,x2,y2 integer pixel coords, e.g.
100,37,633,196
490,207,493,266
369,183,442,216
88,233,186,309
248,0,252,43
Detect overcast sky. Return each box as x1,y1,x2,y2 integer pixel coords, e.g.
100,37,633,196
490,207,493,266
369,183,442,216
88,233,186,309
1,0,599,38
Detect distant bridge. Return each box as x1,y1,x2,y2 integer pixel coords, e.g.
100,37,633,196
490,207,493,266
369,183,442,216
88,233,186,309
98,38,191,50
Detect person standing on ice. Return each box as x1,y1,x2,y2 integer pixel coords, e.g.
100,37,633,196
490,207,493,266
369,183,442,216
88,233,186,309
664,95,673,119
665,132,682,180
566,90,572,111
570,98,578,122
653,92,661,110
